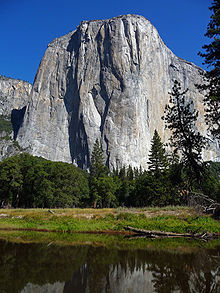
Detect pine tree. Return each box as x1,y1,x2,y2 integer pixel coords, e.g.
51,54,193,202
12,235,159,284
89,139,109,208
198,0,220,141
148,130,168,176
162,80,207,185
89,139,108,179
127,165,134,181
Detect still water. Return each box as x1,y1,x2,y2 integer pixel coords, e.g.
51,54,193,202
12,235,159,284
0,237,219,293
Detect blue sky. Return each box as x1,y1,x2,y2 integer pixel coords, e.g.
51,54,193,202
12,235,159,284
0,0,212,84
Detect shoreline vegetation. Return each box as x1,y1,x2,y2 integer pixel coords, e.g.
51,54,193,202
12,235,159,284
0,207,219,250
0,206,219,234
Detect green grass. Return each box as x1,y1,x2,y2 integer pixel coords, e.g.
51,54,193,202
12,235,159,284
0,208,219,249
0,230,219,251
0,208,219,234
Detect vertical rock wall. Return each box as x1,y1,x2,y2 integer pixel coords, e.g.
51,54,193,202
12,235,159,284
17,15,219,169
0,77,32,160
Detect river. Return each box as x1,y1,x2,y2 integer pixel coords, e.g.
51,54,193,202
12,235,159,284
0,236,219,292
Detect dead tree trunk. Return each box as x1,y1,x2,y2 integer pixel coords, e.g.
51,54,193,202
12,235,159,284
188,192,220,218
124,226,219,240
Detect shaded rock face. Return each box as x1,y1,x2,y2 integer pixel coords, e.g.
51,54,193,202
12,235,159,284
17,14,219,169
0,77,32,160
0,76,32,116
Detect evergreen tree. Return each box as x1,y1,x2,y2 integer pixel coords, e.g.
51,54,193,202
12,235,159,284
0,153,90,208
162,80,207,186
89,139,109,207
116,165,135,206
89,139,108,179
127,165,134,180
148,130,168,176
96,176,117,208
198,0,220,141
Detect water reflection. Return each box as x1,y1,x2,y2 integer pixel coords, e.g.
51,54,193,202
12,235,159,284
0,239,219,293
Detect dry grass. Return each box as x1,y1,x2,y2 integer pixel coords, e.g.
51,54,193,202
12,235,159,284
0,206,197,220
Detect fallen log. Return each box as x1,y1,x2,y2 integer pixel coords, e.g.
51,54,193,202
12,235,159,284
124,226,219,240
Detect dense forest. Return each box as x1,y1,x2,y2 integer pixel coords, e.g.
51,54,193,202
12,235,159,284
0,142,219,209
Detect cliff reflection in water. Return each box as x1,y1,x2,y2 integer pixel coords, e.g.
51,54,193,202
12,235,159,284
0,239,219,293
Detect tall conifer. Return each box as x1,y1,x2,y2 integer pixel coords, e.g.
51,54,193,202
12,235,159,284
198,0,220,141
89,139,108,178
148,130,168,176
163,81,207,185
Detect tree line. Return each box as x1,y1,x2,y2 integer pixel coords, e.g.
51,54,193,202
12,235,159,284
0,133,219,209
0,154,90,208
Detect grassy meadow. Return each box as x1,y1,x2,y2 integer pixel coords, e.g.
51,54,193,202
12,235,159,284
0,206,219,235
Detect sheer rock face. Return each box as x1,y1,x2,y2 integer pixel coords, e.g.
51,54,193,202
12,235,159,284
17,14,219,169
0,77,32,116
0,77,32,160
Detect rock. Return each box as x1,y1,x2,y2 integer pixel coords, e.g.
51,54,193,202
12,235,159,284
0,76,32,116
0,76,32,159
0,137,23,161
15,14,219,169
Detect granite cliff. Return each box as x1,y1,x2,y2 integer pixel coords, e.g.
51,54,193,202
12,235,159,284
0,76,32,160
6,14,218,169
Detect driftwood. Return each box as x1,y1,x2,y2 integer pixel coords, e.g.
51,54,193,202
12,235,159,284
125,226,219,241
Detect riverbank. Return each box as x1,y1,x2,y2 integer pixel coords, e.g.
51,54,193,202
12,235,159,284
0,206,219,235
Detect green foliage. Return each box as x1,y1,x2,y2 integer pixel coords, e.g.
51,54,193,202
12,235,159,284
0,75,12,81
0,155,23,207
0,150,218,209
89,139,108,179
199,0,220,70
89,139,115,208
129,171,182,207
198,0,220,141
13,140,23,150
163,80,207,186
148,130,168,177
89,176,118,208
200,161,220,202
96,176,117,208
1,134,11,141
0,115,13,134
0,153,89,208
